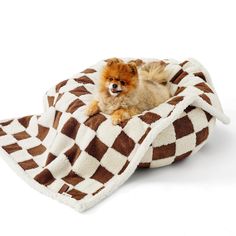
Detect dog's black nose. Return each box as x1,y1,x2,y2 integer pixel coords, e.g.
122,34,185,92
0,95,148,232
112,84,118,89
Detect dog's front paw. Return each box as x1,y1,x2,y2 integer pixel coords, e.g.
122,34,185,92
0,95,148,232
111,109,130,125
85,100,100,116
112,114,123,125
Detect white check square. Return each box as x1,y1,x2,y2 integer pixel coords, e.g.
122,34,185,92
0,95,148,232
101,148,127,175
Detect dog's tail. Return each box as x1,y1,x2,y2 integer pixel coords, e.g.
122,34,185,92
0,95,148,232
140,61,168,84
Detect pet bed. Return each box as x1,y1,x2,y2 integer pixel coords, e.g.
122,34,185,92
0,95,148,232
0,58,229,212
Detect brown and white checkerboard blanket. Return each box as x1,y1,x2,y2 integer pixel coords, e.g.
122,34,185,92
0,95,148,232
0,58,229,212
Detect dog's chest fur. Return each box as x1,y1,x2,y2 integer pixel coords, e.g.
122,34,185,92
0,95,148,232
97,80,170,115
98,91,139,114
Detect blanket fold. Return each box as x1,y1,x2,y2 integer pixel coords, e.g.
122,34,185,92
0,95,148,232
0,58,229,212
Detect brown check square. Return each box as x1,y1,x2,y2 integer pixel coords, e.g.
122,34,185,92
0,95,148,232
2,143,22,154
61,117,80,139
64,143,81,165
70,86,90,97
199,94,212,105
62,170,84,186
0,119,13,126
18,116,32,128
153,143,176,160
168,96,184,105
34,169,55,186
66,189,87,200
139,112,161,125
66,99,85,114
173,116,194,139
196,127,209,146
80,68,97,74
74,75,95,84
37,125,50,141
85,136,108,161
170,70,188,84
55,79,68,93
53,111,62,129
27,144,46,156
45,153,57,166
58,184,70,194
195,82,213,93
13,131,31,140
112,131,135,156
0,128,6,136
91,165,113,184
18,159,39,170
174,151,192,162
84,113,107,131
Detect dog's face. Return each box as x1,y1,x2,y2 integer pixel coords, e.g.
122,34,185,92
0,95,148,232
100,61,138,97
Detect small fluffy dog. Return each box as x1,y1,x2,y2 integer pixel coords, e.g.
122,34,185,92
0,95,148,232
85,58,170,125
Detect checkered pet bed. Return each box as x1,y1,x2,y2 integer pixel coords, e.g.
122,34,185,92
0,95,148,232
0,58,229,212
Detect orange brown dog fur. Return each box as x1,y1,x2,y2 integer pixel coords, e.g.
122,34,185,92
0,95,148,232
85,58,170,125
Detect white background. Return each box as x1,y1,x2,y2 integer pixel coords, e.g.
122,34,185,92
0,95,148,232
0,0,235,235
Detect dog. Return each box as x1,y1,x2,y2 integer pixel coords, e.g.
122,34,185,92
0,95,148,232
85,58,170,125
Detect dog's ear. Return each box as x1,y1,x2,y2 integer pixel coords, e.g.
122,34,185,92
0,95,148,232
105,58,123,66
128,62,138,75
128,59,144,67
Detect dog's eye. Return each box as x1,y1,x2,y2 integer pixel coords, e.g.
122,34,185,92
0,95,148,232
120,81,126,85
108,77,113,81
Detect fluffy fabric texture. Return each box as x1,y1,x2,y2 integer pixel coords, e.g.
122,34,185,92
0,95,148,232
0,58,229,212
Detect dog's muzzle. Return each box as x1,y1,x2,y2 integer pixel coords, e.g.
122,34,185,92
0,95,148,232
108,83,122,96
